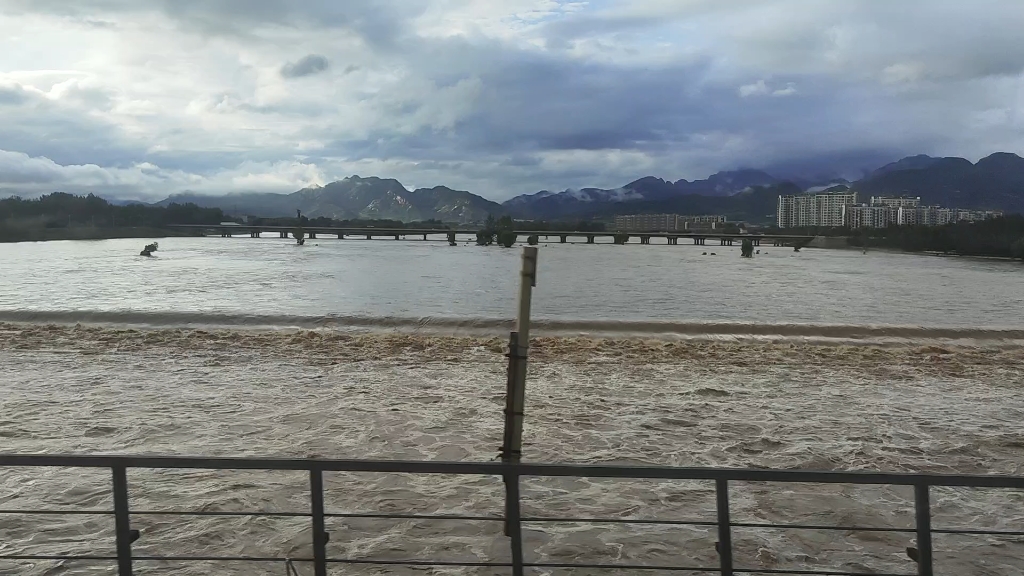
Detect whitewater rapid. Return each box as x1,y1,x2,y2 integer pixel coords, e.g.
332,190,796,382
2,322,1024,575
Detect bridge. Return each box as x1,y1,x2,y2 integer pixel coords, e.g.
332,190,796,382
167,225,814,247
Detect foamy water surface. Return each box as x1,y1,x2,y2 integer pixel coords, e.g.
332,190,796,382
2,325,1024,575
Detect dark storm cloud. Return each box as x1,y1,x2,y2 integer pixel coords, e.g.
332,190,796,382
1,0,1023,200
280,54,330,78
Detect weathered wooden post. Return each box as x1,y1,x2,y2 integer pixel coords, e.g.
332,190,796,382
500,246,538,567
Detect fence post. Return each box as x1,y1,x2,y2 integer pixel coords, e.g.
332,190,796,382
915,483,934,576
501,247,538,537
716,479,734,576
112,465,133,576
310,469,328,576
505,470,525,576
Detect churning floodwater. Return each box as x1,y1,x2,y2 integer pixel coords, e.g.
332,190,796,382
2,237,1024,575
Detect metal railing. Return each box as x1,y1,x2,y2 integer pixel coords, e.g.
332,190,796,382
2,454,1023,575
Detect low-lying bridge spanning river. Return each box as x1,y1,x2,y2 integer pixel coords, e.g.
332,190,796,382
168,224,814,246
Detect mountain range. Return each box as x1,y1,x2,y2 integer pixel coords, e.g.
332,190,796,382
156,176,503,224
152,152,1024,224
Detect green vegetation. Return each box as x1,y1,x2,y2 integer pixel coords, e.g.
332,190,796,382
527,235,539,246
1013,238,1024,260
613,233,629,245
478,214,518,247
497,231,517,248
741,238,754,257
845,216,1024,259
0,193,225,243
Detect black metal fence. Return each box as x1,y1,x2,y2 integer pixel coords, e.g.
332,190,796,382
2,454,1023,575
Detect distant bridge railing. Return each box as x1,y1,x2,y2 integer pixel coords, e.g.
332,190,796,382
166,224,815,241
3,454,1019,575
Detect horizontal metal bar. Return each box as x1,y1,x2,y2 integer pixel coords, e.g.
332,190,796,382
0,556,921,575
932,527,1024,536
526,562,714,571
524,516,718,526
131,510,307,518
0,555,510,567
529,564,910,575
326,512,504,522
4,453,1024,487
524,517,915,534
0,509,501,522
324,559,511,567
0,509,113,516
732,522,914,534
0,555,910,575
733,565,909,569
7,509,1022,538
0,555,117,561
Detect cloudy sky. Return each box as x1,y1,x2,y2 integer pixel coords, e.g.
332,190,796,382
1,0,1023,201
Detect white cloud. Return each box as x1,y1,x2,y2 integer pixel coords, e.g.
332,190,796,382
0,0,1022,201
738,80,769,97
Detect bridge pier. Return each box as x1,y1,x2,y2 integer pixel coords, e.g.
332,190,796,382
366,234,372,240
774,239,785,247
693,237,705,246
560,235,567,243
667,237,678,245
394,234,400,240
586,235,595,244
308,232,317,239
640,236,651,245
338,233,345,239
423,234,428,241
752,238,760,246
447,232,457,246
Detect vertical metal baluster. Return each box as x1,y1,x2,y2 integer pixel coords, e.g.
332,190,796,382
310,469,328,576
716,479,734,576
915,484,934,576
112,465,133,576
505,470,525,576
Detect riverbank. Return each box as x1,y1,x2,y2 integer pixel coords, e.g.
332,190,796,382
0,226,203,243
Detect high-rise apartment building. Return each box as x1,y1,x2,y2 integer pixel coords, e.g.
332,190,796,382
777,192,857,228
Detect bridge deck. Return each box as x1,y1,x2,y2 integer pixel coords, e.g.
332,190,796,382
167,224,814,240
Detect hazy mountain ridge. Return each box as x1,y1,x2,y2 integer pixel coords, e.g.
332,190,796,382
146,153,1024,223
157,176,503,223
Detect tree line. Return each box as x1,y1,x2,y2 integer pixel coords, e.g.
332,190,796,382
0,193,227,229
841,216,1024,260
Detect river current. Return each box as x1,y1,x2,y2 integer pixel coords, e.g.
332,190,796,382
1,237,1023,575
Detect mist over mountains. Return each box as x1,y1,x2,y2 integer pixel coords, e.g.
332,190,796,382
142,152,1024,224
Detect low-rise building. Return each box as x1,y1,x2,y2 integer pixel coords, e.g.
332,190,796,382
614,214,677,232
614,213,727,232
844,204,1002,228
871,196,921,208
955,209,1003,222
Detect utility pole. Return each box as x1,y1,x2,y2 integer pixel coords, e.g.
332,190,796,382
499,247,538,576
